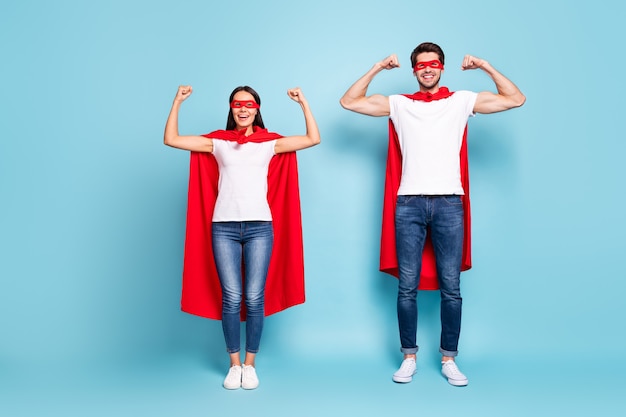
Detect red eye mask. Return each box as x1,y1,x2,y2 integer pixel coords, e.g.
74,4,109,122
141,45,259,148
230,100,260,109
413,60,444,72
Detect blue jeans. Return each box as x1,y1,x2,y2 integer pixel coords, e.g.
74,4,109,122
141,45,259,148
395,195,464,357
212,221,273,354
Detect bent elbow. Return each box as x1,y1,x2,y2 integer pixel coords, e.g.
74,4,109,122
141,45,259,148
163,134,178,148
339,96,352,110
510,92,526,109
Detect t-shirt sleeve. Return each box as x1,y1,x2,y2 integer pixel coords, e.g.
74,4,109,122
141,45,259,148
267,139,278,156
457,91,478,117
388,95,401,124
210,138,222,155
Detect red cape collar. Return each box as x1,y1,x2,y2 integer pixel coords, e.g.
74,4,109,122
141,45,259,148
207,126,282,144
403,86,453,102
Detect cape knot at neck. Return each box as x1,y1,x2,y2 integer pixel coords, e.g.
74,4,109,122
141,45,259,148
406,87,453,102
236,129,249,144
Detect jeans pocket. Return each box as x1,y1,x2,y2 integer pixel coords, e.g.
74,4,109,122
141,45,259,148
442,195,463,206
396,195,413,205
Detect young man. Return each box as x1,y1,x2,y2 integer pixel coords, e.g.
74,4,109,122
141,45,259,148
339,42,525,386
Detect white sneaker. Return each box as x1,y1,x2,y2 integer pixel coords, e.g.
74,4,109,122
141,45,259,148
223,365,242,390
241,365,259,390
441,360,468,386
392,357,417,383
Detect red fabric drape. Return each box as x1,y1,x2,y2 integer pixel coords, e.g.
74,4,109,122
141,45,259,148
180,128,305,320
379,89,472,289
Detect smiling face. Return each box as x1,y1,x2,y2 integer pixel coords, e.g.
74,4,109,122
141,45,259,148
414,51,443,91
230,91,259,133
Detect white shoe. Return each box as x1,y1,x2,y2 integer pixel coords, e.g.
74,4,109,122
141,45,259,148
392,357,417,383
242,365,259,390
223,365,242,390
441,360,468,386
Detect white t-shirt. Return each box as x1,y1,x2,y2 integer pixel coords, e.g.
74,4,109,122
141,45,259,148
389,91,478,195
211,139,277,222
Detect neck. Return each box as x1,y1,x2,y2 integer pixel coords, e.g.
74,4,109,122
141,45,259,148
236,126,254,135
419,84,440,94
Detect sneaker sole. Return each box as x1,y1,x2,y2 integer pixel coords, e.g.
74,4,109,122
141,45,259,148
446,377,468,387
392,373,416,383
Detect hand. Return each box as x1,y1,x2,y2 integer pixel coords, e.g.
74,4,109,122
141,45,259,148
461,55,486,71
174,85,193,102
287,87,306,104
378,54,400,70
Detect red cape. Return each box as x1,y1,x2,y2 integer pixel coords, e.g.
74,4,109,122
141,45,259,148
180,127,305,320
380,90,472,289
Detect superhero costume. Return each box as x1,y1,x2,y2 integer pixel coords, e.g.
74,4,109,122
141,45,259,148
379,88,472,289
180,127,305,320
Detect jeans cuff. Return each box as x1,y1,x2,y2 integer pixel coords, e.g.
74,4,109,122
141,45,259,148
401,346,419,355
439,347,458,357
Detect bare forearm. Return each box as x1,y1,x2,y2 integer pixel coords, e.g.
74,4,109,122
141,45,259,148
274,90,321,154
340,63,383,109
300,99,321,146
462,55,525,113
339,55,396,116
163,98,212,152
483,62,524,100
164,100,182,146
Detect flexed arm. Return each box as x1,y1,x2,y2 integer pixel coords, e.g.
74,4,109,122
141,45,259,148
274,88,321,154
163,85,214,152
462,55,526,114
339,54,399,117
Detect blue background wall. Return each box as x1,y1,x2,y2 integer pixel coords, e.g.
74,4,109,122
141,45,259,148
1,0,624,415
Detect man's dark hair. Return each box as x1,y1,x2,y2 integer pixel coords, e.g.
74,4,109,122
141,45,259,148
410,42,445,68
226,85,266,130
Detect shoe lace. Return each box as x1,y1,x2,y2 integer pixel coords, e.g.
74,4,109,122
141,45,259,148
443,361,463,377
227,366,240,380
399,359,415,372
243,365,257,379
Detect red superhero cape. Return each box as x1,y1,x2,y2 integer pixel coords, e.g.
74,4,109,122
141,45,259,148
380,88,472,289
180,127,305,320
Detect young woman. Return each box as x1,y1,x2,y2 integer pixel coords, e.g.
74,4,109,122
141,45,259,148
164,85,320,390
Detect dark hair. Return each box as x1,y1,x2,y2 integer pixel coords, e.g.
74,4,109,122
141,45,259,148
226,86,265,130
410,42,445,69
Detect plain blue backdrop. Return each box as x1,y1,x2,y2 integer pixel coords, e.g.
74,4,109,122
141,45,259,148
1,0,624,415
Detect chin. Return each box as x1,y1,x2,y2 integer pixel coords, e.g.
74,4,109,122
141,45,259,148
419,79,439,89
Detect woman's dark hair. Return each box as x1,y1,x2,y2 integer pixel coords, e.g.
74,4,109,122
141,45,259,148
410,42,445,69
226,86,265,130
